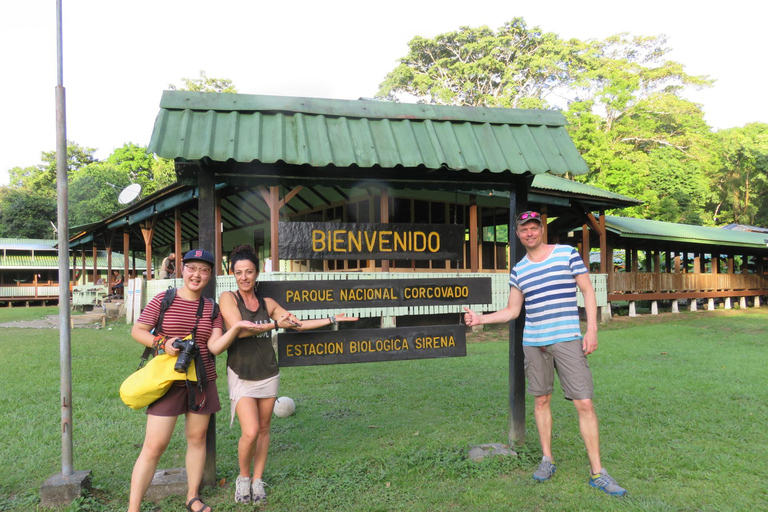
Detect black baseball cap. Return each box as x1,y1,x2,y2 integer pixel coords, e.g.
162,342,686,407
181,249,215,266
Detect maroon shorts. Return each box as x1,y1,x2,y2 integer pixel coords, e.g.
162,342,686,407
146,380,221,416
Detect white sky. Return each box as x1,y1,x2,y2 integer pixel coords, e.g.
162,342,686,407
1,0,765,185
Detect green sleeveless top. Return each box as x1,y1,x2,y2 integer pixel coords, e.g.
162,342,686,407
226,291,279,381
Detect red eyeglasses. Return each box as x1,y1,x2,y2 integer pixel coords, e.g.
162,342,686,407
516,211,540,222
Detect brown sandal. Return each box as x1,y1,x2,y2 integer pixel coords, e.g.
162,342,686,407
186,496,212,512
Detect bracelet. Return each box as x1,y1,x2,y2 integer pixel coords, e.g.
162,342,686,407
328,316,337,325
152,334,168,355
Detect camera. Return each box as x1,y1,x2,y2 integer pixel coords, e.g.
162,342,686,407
172,336,198,373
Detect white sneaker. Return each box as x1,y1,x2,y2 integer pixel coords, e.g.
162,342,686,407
251,478,267,504
234,475,251,504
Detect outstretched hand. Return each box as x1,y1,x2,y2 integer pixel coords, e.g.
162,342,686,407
332,313,359,323
237,320,275,335
463,306,480,327
276,312,303,330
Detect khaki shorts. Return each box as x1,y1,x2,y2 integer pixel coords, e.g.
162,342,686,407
523,339,593,400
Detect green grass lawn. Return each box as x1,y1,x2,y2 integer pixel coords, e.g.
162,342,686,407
1,307,767,511
0,305,61,323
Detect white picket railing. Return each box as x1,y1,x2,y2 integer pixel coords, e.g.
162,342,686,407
143,272,607,318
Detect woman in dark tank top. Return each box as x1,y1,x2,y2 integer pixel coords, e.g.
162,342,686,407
217,245,358,505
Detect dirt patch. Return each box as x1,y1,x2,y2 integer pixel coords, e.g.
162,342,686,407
0,314,105,329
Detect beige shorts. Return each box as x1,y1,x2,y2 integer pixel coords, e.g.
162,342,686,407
523,339,593,400
227,367,280,425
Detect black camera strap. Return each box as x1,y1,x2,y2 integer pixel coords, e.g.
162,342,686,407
186,297,208,412
139,287,177,368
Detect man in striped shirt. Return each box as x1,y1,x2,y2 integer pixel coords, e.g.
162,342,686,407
464,211,627,497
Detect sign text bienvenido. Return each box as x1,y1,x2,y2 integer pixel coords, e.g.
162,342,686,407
279,222,465,260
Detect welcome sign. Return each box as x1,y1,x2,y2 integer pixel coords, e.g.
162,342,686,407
279,222,465,260
278,324,466,366
257,277,492,311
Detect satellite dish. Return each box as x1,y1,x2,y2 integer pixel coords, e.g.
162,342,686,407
118,183,142,204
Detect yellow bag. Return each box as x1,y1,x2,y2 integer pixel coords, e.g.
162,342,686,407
119,354,197,410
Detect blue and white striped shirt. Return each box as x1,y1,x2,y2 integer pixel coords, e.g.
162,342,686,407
509,245,588,347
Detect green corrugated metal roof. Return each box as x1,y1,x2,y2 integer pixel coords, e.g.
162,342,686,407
461,174,641,209
532,175,642,204
0,238,57,250
604,216,768,248
1,251,146,269
149,91,589,176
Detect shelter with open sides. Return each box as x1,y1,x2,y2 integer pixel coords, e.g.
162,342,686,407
0,238,144,307
549,215,768,315
71,91,624,485
154,90,595,447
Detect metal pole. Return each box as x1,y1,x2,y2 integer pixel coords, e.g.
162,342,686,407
56,0,74,476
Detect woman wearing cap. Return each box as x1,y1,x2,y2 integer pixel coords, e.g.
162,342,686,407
211,245,357,505
128,249,264,512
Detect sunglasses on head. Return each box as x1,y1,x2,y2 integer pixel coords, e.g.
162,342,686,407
516,211,540,222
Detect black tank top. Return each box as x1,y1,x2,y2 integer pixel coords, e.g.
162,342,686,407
226,291,279,381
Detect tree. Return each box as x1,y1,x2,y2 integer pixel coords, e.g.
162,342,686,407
106,142,176,194
378,19,718,224
7,142,97,197
709,123,768,226
168,70,238,94
377,17,592,108
567,93,717,223
68,162,131,226
0,187,57,238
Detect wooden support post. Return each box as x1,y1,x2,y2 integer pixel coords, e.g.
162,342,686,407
469,196,478,273
581,223,589,269
598,210,607,273
140,218,156,281
606,239,614,294
196,164,217,486
123,231,130,282
269,186,279,272
508,177,530,446
174,207,182,269
81,248,86,286
106,231,114,293
381,188,390,272
215,195,223,275
92,244,98,284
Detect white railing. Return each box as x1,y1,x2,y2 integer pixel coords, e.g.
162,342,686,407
0,285,60,299
143,272,608,317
